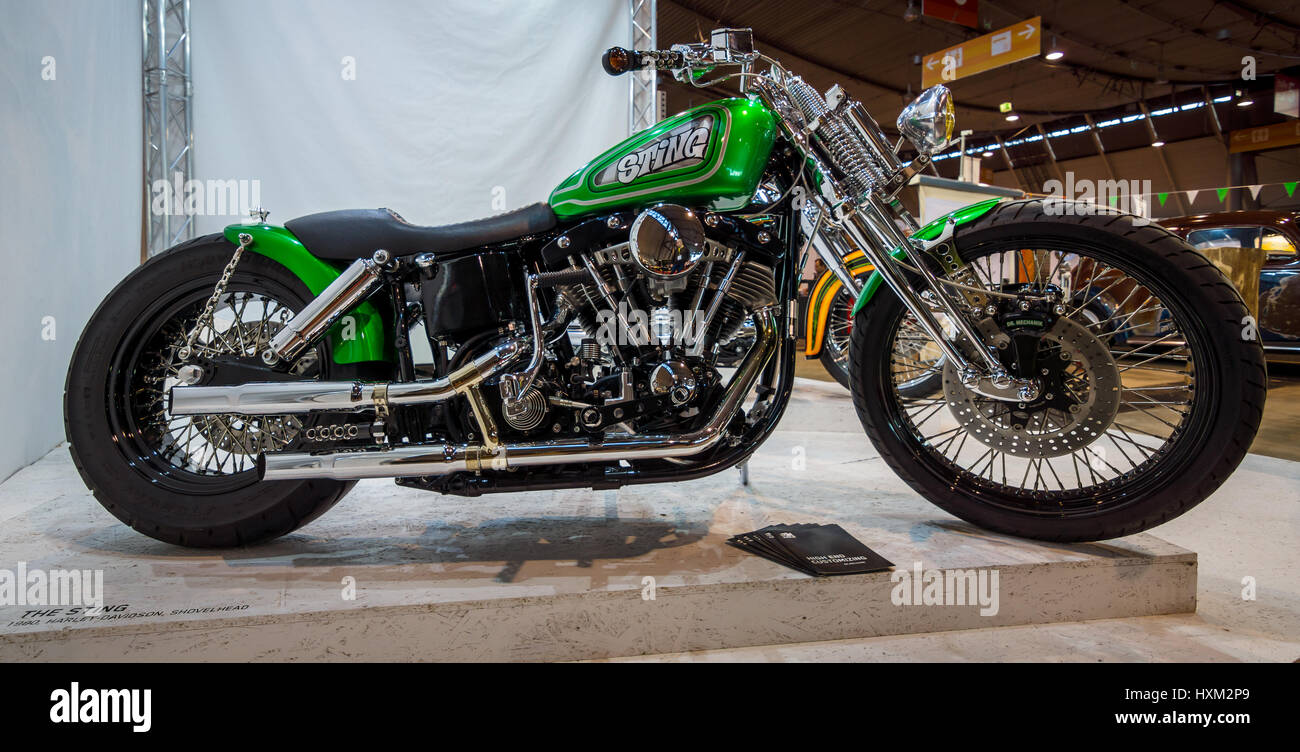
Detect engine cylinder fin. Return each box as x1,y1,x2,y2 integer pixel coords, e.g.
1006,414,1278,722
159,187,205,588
557,242,776,364
727,261,778,310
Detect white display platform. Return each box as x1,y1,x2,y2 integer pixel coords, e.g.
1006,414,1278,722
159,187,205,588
0,379,1198,662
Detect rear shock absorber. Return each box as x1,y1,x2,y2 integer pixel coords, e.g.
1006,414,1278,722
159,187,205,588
266,249,391,363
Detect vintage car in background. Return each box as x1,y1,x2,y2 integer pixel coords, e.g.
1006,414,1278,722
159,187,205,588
1160,211,1300,363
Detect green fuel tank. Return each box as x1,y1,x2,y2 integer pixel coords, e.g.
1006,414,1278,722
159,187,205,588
548,98,777,221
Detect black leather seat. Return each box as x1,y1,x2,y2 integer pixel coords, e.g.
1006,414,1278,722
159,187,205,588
284,204,557,260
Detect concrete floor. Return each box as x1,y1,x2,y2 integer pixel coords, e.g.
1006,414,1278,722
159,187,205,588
1254,362,1300,463
607,440,1300,661
0,379,1209,661
604,614,1298,662
2,361,1296,661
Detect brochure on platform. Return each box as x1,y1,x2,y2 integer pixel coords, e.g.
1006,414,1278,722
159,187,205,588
727,524,893,575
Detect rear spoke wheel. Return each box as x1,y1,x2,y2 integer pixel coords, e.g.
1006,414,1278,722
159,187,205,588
66,237,357,547
118,289,310,488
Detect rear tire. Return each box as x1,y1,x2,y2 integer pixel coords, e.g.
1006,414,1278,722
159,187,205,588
64,235,357,548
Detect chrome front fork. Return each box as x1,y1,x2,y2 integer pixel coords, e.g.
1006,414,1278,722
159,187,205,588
811,198,1039,403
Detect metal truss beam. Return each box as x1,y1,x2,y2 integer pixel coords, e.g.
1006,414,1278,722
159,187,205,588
1081,113,1118,183
1136,102,1189,216
1034,122,1067,186
629,0,657,135
994,135,1029,193
143,0,193,259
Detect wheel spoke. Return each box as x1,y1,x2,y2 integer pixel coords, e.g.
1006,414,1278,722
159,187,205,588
886,243,1199,511
126,290,305,478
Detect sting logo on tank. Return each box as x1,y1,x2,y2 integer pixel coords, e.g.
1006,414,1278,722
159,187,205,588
596,115,714,186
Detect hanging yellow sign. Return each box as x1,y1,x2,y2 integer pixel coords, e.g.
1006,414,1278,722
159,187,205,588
921,17,1042,89
1229,120,1300,153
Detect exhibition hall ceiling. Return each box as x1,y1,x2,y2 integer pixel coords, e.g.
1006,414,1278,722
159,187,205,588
660,0,1300,133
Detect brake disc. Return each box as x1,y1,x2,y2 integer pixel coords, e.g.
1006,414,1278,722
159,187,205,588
943,315,1121,458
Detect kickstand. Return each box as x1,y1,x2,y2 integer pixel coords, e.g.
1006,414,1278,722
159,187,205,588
738,461,750,487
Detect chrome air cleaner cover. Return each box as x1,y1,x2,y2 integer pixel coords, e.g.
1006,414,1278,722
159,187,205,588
628,204,707,280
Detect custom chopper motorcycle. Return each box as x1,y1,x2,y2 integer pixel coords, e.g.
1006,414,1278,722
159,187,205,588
66,29,1265,547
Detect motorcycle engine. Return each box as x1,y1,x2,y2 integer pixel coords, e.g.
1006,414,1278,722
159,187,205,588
497,204,778,440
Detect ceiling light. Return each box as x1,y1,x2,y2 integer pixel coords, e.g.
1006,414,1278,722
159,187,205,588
1237,98,1254,107
1046,36,1063,60
1005,113,1020,122
1151,140,1165,147
982,151,994,158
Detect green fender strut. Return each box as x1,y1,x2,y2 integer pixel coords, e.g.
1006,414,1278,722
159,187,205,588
222,224,391,364
851,198,1004,317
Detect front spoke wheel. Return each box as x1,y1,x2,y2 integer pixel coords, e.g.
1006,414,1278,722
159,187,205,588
848,201,1264,541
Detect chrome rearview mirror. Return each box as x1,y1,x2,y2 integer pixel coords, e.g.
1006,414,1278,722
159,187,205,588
897,85,956,155
710,27,755,62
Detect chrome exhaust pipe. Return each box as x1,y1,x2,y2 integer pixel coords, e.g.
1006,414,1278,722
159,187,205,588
260,443,479,481
170,339,527,416
259,308,779,481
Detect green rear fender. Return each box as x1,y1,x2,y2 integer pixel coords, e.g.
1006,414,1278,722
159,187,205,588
222,224,391,364
850,198,1003,316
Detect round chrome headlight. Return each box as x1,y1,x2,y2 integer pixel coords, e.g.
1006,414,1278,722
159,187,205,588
629,204,706,280
897,85,955,155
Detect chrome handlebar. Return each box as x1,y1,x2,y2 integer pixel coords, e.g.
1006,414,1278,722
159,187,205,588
601,46,686,75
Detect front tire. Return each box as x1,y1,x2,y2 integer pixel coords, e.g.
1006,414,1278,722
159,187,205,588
850,201,1266,541
64,235,356,547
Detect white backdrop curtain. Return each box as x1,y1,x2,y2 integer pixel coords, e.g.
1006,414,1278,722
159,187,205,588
190,0,631,235
0,0,630,480
0,0,141,480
